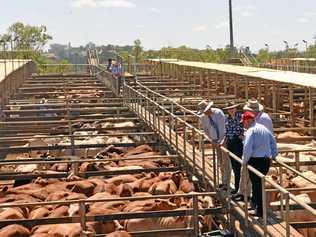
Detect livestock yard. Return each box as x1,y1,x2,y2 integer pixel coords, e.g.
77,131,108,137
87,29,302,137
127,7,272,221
1,51,316,237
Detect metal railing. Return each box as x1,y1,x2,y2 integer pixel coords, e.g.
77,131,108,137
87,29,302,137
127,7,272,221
0,191,217,237
27,62,316,236
117,75,316,236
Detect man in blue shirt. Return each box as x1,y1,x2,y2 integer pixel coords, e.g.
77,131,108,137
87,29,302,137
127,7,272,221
241,111,278,217
198,100,231,189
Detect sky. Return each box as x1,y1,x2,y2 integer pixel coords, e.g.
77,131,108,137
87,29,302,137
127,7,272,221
1,0,316,51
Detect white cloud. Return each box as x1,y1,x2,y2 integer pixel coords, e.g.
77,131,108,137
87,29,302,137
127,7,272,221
192,25,207,32
136,24,145,28
233,5,256,17
71,0,136,9
241,11,254,17
304,11,316,17
71,0,97,8
214,21,228,29
297,17,309,23
149,7,160,13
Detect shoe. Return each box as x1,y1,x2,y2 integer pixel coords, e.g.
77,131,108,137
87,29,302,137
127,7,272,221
249,209,263,218
232,194,244,201
230,189,238,195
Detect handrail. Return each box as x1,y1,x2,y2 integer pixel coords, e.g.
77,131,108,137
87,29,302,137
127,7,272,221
135,81,199,117
118,72,316,236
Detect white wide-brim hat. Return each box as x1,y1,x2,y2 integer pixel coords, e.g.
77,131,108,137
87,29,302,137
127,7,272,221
197,100,214,115
243,99,264,112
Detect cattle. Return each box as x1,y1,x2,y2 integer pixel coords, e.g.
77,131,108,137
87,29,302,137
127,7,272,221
107,231,132,237
0,207,26,220
0,224,30,237
291,171,316,201
270,194,316,237
277,132,312,144
0,142,214,236
149,179,177,195
32,224,82,237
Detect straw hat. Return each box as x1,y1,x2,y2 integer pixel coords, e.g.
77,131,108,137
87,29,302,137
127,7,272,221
223,100,240,110
197,100,214,115
243,99,264,112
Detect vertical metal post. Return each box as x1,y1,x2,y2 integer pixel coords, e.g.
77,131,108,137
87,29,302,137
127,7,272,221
169,113,172,143
212,147,217,188
294,151,300,171
309,88,315,136
192,128,196,173
201,138,206,186
183,125,187,160
192,195,199,236
279,165,285,219
262,176,268,236
175,118,179,154
285,192,290,237
79,202,87,236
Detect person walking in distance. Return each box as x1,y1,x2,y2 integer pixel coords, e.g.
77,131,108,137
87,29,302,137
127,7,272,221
241,111,278,217
223,101,243,194
198,100,231,189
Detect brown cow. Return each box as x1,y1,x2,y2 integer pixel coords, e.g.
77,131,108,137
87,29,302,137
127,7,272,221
29,207,50,219
0,224,30,237
107,231,132,237
34,224,82,237
66,180,96,196
149,179,177,195
0,207,26,220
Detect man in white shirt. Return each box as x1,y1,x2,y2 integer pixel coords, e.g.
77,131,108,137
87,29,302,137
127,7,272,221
243,99,273,133
235,98,274,201
198,100,231,189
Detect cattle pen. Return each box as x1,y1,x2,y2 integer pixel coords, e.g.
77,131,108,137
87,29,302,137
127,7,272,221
0,54,316,237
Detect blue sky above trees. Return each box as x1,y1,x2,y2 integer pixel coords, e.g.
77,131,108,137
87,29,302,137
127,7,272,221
1,0,316,51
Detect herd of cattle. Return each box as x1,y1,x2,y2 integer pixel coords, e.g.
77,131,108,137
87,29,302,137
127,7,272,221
0,119,214,237
1,119,316,236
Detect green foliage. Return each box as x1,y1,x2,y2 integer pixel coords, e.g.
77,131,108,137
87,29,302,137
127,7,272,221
306,45,316,58
256,49,271,63
37,58,72,74
0,22,52,51
1,22,53,69
133,39,143,62
142,45,232,63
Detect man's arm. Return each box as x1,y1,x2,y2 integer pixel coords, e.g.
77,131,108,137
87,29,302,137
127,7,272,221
218,111,226,144
269,132,278,159
242,129,254,164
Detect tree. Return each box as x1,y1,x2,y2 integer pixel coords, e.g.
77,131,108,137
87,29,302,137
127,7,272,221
0,22,52,51
133,39,143,62
256,49,271,63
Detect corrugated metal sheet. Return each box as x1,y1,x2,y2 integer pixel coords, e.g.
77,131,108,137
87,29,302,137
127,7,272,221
152,59,316,88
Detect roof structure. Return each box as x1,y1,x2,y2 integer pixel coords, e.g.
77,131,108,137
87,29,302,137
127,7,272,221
151,59,316,88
